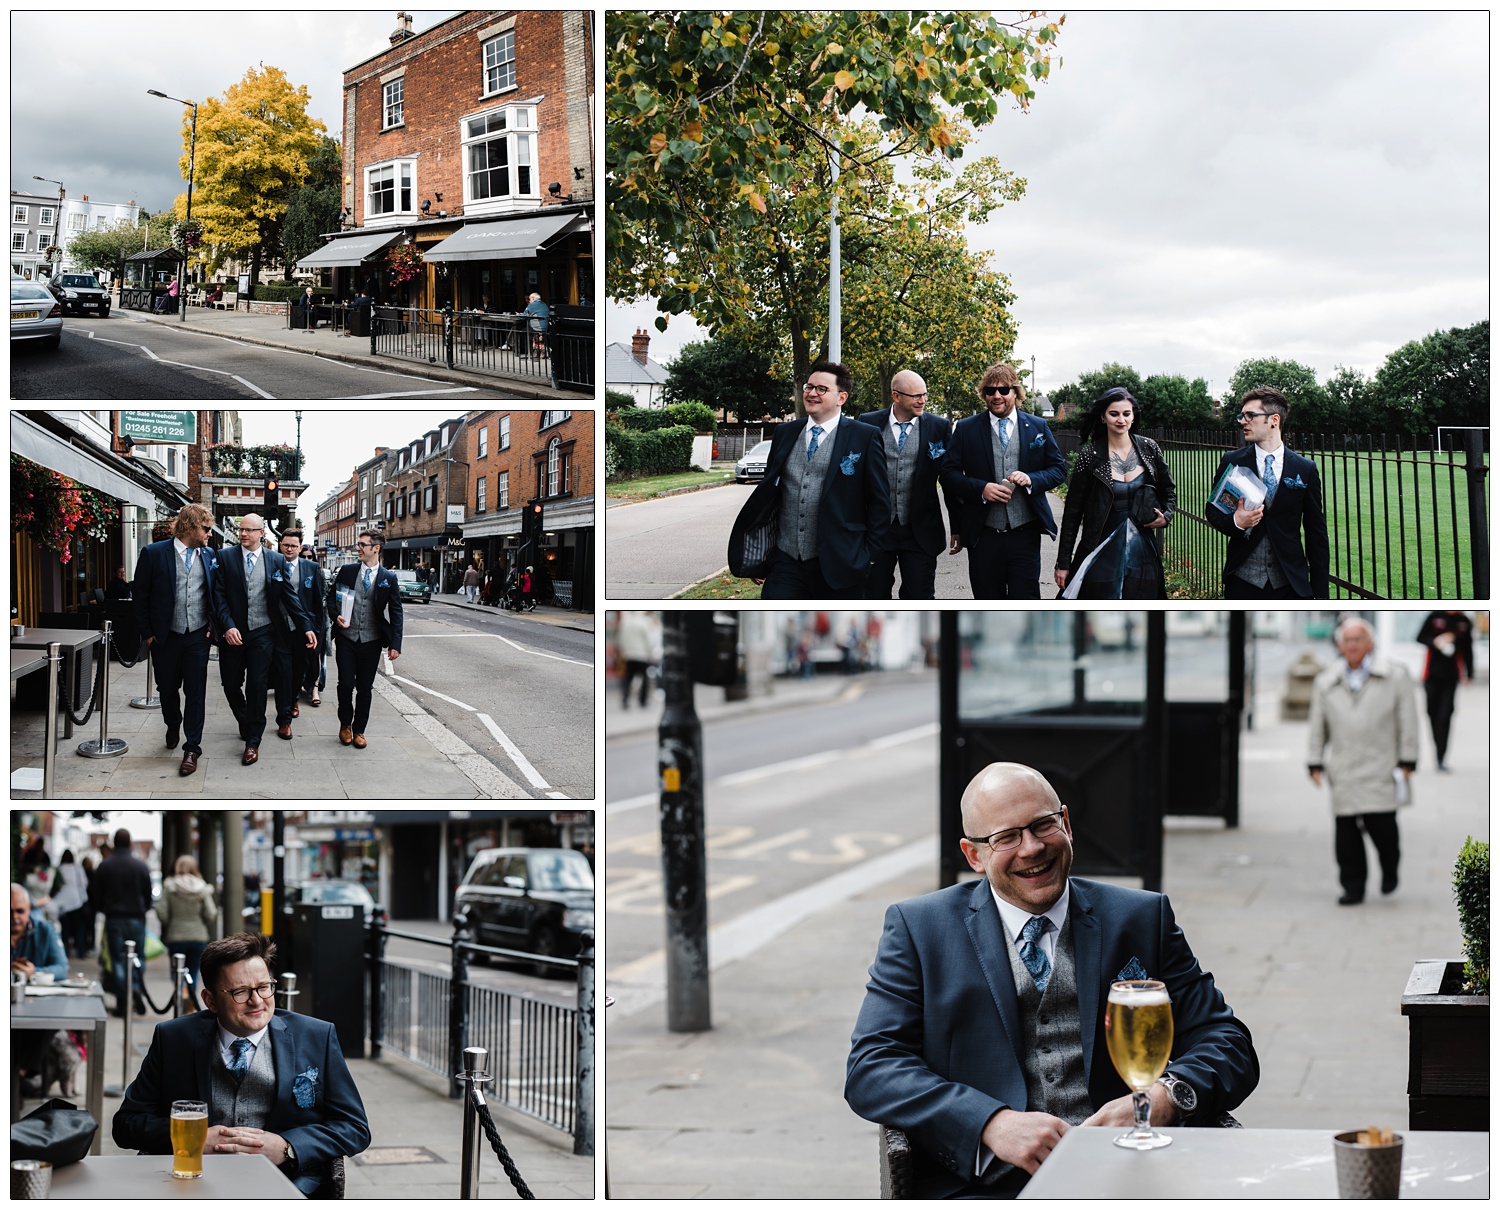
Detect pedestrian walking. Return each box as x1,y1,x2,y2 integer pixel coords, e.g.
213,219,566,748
617,611,657,708
463,563,481,604
87,827,153,1016
520,566,536,611
156,855,217,1012
48,849,91,958
327,530,403,751
1306,616,1420,905
1416,611,1474,771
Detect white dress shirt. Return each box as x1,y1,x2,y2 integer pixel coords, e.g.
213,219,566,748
216,1020,270,1067
803,410,841,454
1240,442,1283,534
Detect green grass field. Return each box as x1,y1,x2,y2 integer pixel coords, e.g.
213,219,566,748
1161,444,1488,599
674,572,762,600
605,469,734,504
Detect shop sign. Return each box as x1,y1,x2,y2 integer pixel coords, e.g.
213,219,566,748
121,411,196,443
333,828,376,840
549,811,592,825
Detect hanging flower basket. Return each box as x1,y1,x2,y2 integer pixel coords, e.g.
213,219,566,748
11,454,120,565
171,218,205,254
386,242,425,286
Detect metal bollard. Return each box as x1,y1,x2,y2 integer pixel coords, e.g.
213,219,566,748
574,932,595,1157
278,973,300,1013
42,643,61,799
129,643,160,709
457,1047,493,1199
105,939,143,1096
78,621,129,757
171,952,195,1017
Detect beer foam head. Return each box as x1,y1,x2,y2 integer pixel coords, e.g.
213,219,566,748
1109,983,1170,1006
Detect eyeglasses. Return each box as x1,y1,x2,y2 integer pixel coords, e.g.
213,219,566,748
982,385,1017,397
223,981,277,1004
1234,411,1270,423
964,810,1067,852
803,383,836,396
894,390,928,400
238,527,263,534
356,541,376,548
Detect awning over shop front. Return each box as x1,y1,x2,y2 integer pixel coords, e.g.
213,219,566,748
294,229,404,271
421,212,579,263
11,413,158,510
383,534,443,551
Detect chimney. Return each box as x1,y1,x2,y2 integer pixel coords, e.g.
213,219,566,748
81,195,89,202
390,11,414,45
632,328,650,366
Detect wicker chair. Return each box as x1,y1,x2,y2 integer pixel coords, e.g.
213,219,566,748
879,1112,1241,1199
308,1155,346,1200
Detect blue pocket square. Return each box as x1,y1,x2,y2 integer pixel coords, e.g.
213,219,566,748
928,441,946,460
1116,956,1150,982
270,571,283,581
1282,474,1306,489
840,452,862,476
293,1066,320,1109
1030,433,1045,449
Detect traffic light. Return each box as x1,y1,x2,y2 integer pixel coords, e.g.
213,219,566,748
522,500,544,547
263,476,279,517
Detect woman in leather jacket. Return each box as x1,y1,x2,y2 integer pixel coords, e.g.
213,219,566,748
1054,387,1176,598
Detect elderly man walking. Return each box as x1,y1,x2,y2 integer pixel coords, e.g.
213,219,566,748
1307,617,1420,905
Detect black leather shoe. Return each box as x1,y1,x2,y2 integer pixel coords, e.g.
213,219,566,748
179,752,199,776
1338,891,1363,906
1381,872,1398,895
165,724,180,749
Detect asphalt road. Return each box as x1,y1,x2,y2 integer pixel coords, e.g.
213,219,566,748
380,920,580,1007
393,600,594,798
10,313,507,400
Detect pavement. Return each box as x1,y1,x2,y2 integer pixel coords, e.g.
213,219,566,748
427,592,595,634
604,667,1489,1196
17,944,593,1199
119,304,589,400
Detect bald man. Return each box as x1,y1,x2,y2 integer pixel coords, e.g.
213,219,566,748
858,369,959,599
846,763,1258,1198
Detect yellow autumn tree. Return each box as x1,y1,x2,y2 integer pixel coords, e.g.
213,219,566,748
172,65,326,283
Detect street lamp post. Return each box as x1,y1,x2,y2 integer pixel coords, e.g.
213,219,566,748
31,176,63,281
147,89,197,321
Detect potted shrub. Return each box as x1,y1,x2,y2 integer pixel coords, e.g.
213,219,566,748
1401,836,1488,1130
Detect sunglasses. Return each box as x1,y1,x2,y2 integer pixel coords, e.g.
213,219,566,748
982,385,1017,397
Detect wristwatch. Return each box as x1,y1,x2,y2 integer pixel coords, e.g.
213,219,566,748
281,1140,298,1173
1158,1072,1198,1120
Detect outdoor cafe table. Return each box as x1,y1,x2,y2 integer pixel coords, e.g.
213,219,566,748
1018,1125,1489,1199
12,627,106,740
49,1153,304,1198
10,981,108,1154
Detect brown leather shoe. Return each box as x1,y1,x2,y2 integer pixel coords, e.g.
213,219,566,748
339,726,353,745
178,752,199,776
242,746,259,766
292,703,300,718
352,734,368,749
277,723,293,740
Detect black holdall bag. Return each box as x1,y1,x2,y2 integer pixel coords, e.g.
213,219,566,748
1128,482,1162,531
11,1098,98,1165
727,487,780,580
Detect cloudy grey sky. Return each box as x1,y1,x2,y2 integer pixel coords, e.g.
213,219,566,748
237,408,469,526
609,10,1487,398
10,11,458,217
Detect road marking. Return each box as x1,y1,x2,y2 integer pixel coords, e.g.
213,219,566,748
475,713,550,789
390,673,476,712
717,828,813,859
370,675,529,799
607,836,936,1014
492,633,592,668
347,388,480,398
87,334,277,396
606,721,938,816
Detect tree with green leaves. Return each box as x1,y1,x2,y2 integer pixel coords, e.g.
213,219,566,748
63,213,177,283
280,134,344,279
1227,356,1334,433
1371,320,1488,437
172,65,326,284
661,335,792,422
607,10,1063,389
1138,374,1218,430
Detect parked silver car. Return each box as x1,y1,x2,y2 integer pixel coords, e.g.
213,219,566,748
11,280,63,351
735,439,773,483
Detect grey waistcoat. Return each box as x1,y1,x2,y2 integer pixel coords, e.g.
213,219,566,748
1003,915,1093,1123
172,547,208,635
1232,457,1288,588
244,551,271,631
777,423,837,561
985,419,1034,531
348,566,379,643
884,421,921,527
209,1028,276,1129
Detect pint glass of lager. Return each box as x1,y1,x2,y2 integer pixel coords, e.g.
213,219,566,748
170,1100,209,1178
1104,980,1174,1150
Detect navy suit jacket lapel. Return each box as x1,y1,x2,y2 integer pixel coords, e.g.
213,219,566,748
270,1012,293,1111
820,416,852,490
963,879,1024,1072
1067,881,1102,1088
192,1012,217,1099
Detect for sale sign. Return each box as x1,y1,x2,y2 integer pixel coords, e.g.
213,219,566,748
120,411,196,443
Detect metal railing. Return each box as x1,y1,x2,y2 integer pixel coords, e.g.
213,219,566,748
1053,427,1489,599
369,307,594,390
368,923,593,1154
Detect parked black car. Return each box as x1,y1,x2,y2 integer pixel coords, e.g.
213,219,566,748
286,879,388,930
452,847,594,977
48,273,111,317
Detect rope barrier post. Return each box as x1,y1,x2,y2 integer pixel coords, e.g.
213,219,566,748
573,932,595,1157
78,621,129,758
42,642,61,799
449,936,470,1100
458,1046,492,1199
105,939,142,1096
130,643,160,709
278,972,299,1013
171,952,187,1018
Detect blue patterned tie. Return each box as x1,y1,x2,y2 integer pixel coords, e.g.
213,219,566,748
998,417,1010,449
1263,454,1278,504
245,551,256,577
897,422,911,453
183,549,194,574
806,424,823,460
1018,915,1052,995
363,567,373,593
228,1037,253,1084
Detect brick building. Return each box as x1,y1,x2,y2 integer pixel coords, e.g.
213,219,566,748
457,408,592,609
381,416,469,586
296,11,593,315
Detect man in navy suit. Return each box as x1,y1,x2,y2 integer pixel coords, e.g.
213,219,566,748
131,503,222,777
212,514,317,767
941,363,1068,598
1206,386,1329,598
325,531,404,750
271,530,327,739
859,369,958,599
728,362,891,599
114,931,370,1197
847,763,1257,1198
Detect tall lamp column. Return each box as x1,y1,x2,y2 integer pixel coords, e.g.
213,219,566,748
147,89,197,321
30,176,63,281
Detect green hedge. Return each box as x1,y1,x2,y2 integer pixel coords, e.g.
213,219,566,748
614,401,716,434
605,423,696,478
251,282,335,303
605,389,635,410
